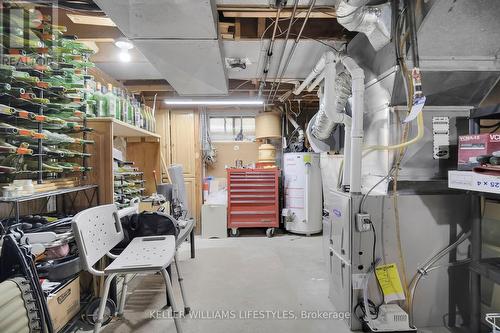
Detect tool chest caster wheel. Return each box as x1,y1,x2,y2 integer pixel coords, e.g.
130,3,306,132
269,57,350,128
229,228,240,237
266,228,275,238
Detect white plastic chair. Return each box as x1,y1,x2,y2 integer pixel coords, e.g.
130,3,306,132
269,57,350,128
72,204,182,333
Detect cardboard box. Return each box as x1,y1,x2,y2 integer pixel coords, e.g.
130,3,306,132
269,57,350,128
47,277,80,332
139,200,170,213
458,133,500,170
448,170,500,195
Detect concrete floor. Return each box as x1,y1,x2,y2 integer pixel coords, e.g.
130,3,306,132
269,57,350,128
86,231,458,333
87,232,348,333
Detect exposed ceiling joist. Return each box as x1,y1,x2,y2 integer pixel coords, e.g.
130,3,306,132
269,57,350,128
78,38,115,43
66,13,116,26
124,84,174,92
222,10,335,19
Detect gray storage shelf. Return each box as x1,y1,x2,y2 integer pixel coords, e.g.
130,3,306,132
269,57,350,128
0,184,99,222
451,107,500,332
470,259,500,285
0,184,98,203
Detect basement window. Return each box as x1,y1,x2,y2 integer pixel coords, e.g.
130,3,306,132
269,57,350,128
209,116,255,141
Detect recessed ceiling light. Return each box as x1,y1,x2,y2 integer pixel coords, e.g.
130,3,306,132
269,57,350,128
119,50,131,62
115,39,134,50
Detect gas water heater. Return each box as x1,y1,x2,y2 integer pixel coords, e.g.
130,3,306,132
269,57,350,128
283,152,322,235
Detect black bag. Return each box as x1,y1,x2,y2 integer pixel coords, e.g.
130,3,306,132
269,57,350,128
114,211,179,253
128,211,179,239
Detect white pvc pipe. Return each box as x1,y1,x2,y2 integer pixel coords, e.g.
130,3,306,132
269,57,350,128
297,50,364,193
340,56,365,194
307,70,325,92
305,162,310,223
343,125,352,189
322,52,337,118
293,53,326,95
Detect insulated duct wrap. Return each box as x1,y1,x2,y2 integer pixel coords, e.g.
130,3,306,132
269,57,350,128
336,0,391,51
311,103,335,140
311,72,352,140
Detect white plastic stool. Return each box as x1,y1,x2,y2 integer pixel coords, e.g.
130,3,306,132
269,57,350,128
72,204,182,333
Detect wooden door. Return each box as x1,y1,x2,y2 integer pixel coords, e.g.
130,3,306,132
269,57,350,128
170,110,196,178
170,110,201,233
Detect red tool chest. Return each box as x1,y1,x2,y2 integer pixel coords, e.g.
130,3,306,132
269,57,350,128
227,168,279,237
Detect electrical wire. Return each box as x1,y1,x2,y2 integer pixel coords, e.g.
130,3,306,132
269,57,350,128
489,123,500,133
407,231,471,325
255,16,300,87
357,2,415,311
258,5,284,96
370,221,377,269
232,80,251,91
289,33,342,52
270,0,317,103
354,299,379,323
267,0,299,104
359,172,393,213
480,121,500,128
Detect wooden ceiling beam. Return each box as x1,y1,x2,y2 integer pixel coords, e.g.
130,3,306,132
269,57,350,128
123,84,174,93
222,10,335,19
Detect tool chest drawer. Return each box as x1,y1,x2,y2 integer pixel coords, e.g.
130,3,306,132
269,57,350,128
227,168,279,231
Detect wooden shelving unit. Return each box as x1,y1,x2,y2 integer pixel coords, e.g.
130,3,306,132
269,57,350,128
84,118,160,204
91,117,161,139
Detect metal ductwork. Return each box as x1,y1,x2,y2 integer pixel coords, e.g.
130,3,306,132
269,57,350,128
336,0,392,51
311,102,336,140
348,0,500,107
300,50,364,191
94,0,228,96
347,0,500,189
311,72,352,140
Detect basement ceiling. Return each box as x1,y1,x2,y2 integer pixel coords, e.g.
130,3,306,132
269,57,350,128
93,0,218,39
223,39,340,80
94,0,228,95
133,39,229,96
216,0,336,6
59,0,348,101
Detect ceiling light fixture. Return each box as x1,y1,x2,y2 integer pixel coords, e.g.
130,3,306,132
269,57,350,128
115,39,134,63
119,50,132,62
164,99,264,106
115,40,134,50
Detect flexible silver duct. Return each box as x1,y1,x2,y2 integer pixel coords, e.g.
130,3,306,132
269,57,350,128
311,72,352,140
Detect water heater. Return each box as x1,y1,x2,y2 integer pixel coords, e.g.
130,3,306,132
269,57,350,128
283,152,322,235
